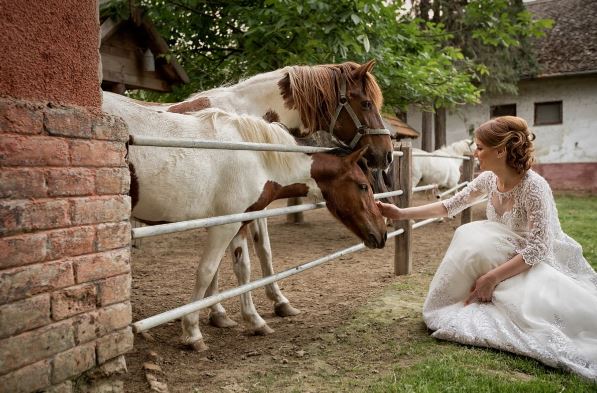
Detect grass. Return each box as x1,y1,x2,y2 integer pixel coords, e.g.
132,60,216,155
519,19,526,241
555,194,597,269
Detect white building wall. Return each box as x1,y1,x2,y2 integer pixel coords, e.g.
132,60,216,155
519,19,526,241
407,74,597,164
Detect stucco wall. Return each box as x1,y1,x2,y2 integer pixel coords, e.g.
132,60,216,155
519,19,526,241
0,0,101,108
407,74,597,165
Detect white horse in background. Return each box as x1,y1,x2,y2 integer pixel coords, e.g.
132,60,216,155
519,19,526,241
412,139,476,189
103,93,387,351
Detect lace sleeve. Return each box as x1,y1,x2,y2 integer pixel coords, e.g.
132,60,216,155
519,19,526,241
442,171,491,217
516,176,554,266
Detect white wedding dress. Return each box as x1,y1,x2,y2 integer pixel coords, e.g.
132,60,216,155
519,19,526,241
423,169,597,380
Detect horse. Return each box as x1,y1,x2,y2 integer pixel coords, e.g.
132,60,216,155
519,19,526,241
102,94,388,351
411,139,476,189
125,61,393,331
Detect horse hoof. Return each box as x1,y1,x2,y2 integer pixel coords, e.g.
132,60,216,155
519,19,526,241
209,312,238,328
274,302,301,317
189,339,209,352
251,324,275,336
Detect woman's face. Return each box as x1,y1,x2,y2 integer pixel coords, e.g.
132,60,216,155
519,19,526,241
473,138,501,171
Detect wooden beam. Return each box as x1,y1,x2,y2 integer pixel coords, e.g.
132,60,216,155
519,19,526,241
460,152,475,225
394,142,412,275
100,18,123,42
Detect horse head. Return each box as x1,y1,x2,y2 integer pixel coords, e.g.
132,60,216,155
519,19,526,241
279,61,393,170
311,146,387,249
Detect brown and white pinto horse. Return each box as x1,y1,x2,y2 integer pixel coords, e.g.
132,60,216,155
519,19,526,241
102,94,387,350
122,61,393,336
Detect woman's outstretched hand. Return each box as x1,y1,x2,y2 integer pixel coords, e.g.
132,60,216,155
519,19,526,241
464,272,499,305
376,201,404,220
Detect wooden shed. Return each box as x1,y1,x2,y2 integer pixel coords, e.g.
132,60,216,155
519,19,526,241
100,3,189,94
382,114,420,141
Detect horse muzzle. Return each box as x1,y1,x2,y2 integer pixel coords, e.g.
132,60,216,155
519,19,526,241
365,231,387,249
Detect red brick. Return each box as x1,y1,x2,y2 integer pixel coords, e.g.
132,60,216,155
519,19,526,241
96,327,134,364
0,135,70,166
70,196,130,226
73,248,130,283
51,283,97,320
44,107,93,139
47,226,95,260
0,232,47,269
92,115,129,142
0,99,44,135
0,199,70,236
73,311,98,345
51,342,96,383
69,139,126,167
0,260,74,304
98,274,131,306
46,168,95,196
0,359,51,393
0,167,47,198
96,222,131,252
96,167,130,195
96,302,132,337
0,320,74,374
84,354,127,379
0,294,51,338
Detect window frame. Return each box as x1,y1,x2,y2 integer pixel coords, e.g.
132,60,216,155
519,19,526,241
489,104,517,118
534,101,563,126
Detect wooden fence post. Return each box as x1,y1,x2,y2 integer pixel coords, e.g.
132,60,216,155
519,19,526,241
460,152,475,225
286,197,304,224
394,142,412,275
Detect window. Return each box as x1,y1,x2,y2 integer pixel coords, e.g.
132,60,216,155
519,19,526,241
490,104,516,118
534,101,562,125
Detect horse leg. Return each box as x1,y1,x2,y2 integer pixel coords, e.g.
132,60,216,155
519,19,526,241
229,230,274,335
181,224,239,351
251,219,300,317
205,268,238,328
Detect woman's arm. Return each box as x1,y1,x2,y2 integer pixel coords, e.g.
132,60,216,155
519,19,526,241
376,200,448,220
464,253,531,305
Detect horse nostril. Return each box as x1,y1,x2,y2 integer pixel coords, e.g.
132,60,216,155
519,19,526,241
386,151,393,166
384,232,387,242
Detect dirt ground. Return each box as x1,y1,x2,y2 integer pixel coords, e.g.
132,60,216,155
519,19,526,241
124,197,486,393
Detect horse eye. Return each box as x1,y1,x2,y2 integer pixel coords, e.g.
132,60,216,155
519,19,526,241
359,183,368,191
361,100,372,110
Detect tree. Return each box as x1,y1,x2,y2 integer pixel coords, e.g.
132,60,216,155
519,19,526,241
101,0,480,113
412,0,552,150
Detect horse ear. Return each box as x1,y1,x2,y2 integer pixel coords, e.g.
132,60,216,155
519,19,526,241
348,145,369,165
353,60,376,79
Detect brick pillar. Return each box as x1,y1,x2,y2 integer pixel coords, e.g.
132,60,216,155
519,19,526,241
0,98,132,393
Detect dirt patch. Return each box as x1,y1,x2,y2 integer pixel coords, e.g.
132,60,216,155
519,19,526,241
124,197,486,392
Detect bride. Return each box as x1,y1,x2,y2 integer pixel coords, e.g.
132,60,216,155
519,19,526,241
377,116,597,380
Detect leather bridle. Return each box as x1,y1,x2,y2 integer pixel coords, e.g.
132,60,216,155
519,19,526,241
327,73,390,149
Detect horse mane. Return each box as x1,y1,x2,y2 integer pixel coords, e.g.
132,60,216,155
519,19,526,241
280,62,384,136
193,109,297,171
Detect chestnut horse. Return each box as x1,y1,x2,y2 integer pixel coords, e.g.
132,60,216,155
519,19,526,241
103,94,387,350
121,61,393,337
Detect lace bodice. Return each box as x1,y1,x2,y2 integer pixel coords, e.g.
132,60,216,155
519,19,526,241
443,170,593,279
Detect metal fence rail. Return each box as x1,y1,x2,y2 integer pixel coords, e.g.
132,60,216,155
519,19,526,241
132,190,405,239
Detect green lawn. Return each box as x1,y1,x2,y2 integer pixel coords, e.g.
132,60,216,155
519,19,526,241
555,194,597,269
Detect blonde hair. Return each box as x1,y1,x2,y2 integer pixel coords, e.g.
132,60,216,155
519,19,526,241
474,116,536,173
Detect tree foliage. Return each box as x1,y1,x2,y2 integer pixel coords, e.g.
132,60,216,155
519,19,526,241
413,0,553,96
101,0,550,112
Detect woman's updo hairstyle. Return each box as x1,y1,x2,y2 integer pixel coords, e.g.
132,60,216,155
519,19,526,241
474,116,536,173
